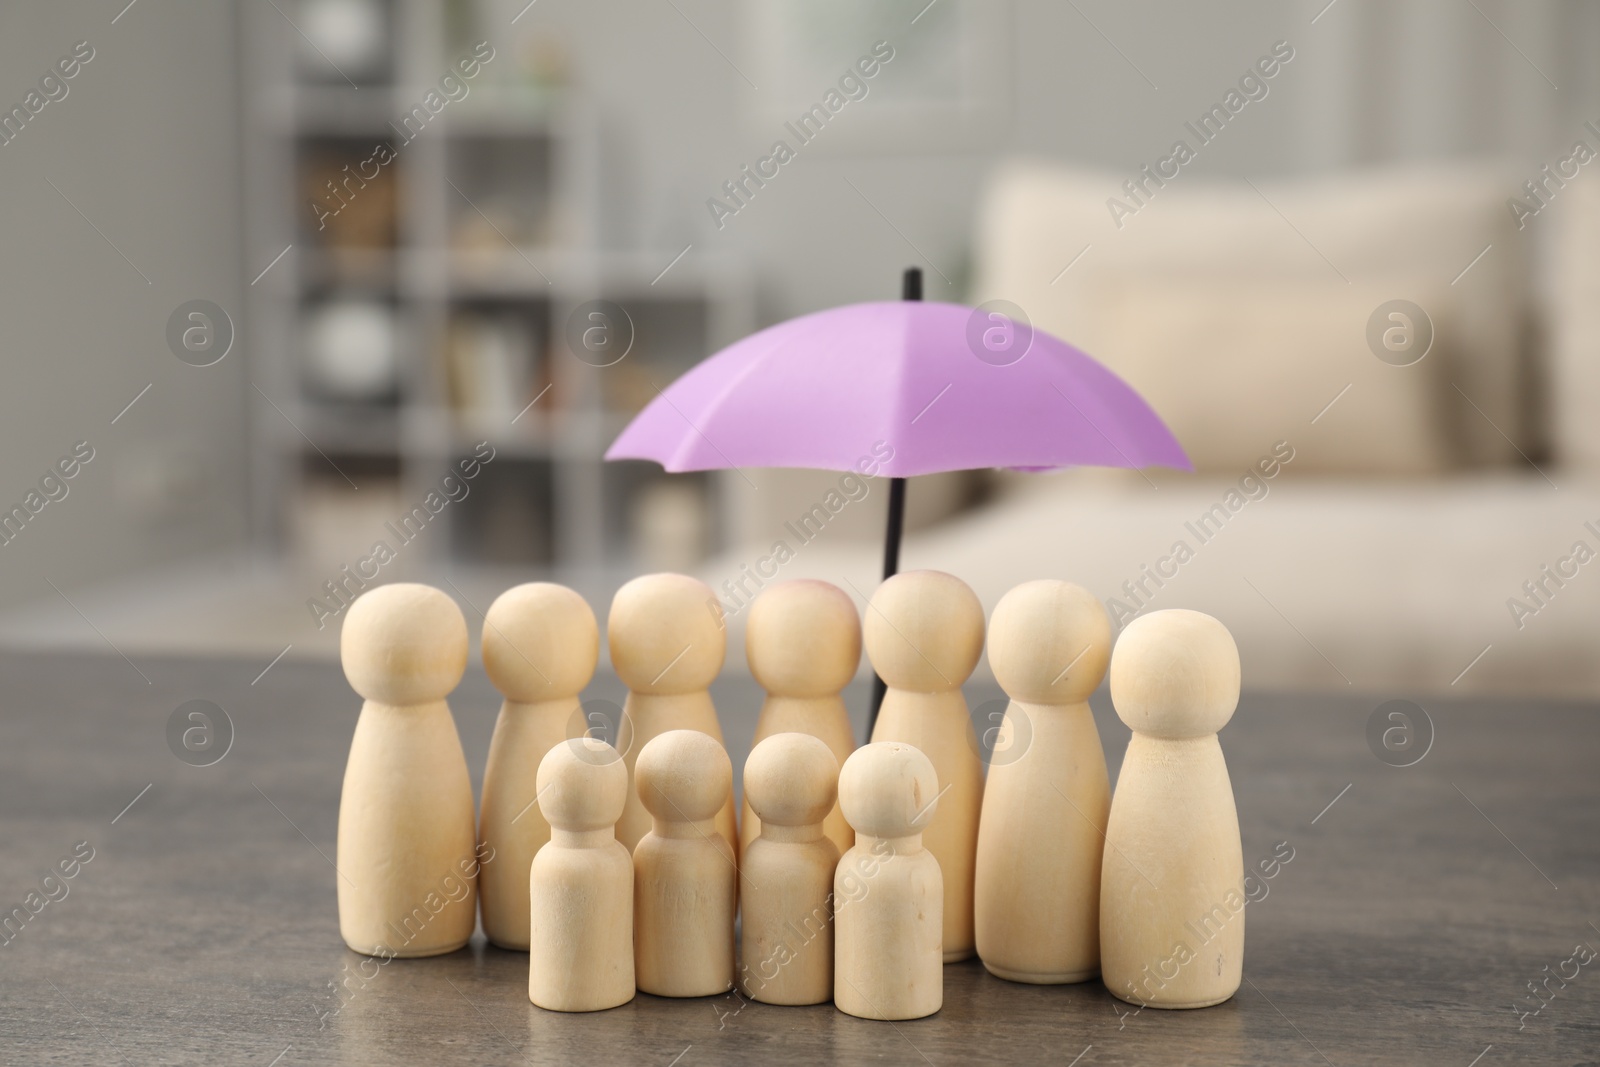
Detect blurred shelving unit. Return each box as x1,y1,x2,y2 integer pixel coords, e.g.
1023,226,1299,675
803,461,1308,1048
241,0,751,593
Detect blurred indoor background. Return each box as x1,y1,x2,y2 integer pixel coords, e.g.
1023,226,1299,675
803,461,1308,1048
0,0,1596,698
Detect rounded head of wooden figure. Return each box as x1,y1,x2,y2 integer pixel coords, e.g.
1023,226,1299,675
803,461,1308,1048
744,732,838,828
536,737,628,832
838,742,939,840
635,729,732,823
863,570,984,693
746,580,861,698
340,583,468,705
608,573,727,695
1109,608,1240,739
987,579,1111,705
483,582,598,702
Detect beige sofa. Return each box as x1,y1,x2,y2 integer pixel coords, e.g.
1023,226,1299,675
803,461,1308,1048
705,161,1600,700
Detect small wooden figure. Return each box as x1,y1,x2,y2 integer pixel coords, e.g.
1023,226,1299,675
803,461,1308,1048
865,569,985,962
337,583,479,957
633,729,737,997
742,579,860,858
478,582,598,951
528,737,634,1012
1101,608,1245,1009
834,741,943,1021
609,573,737,855
739,732,841,1005
974,580,1112,984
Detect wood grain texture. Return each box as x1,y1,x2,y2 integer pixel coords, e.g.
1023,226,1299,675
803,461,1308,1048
528,738,633,1012
740,733,840,1005
1101,609,1244,1008
337,584,479,958
865,570,986,963
0,650,1596,1064
479,582,599,951
608,574,738,857
834,742,944,1021
975,579,1112,984
633,730,738,998
740,580,861,859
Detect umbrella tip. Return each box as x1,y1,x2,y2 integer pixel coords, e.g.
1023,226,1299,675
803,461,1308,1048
901,267,922,302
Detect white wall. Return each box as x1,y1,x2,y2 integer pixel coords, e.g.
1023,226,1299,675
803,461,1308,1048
489,0,1593,318
0,1,247,603
0,0,1590,606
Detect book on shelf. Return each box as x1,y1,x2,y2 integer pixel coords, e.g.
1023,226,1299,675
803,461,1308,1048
443,310,547,430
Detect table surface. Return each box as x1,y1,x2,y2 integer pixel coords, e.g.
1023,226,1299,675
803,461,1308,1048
0,649,1595,1066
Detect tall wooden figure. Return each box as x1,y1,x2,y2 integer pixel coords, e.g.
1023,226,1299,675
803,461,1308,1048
478,582,598,950
337,583,479,957
1101,608,1244,1009
609,574,737,855
865,570,985,962
740,732,840,1005
633,729,737,997
529,737,634,1012
834,742,943,1021
975,580,1112,983
741,579,860,858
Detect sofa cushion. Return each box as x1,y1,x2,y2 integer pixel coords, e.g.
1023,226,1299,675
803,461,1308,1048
972,161,1528,468
1552,174,1600,472
1071,271,1455,475
700,473,1600,700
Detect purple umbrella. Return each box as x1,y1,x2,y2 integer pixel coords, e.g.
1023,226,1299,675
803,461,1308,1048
605,269,1190,734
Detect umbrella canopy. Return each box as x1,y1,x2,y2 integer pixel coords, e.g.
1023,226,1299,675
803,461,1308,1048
605,273,1190,741
604,298,1190,478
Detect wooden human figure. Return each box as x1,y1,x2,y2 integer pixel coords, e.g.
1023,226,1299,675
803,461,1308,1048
739,732,841,1005
337,583,479,957
864,570,985,963
478,582,598,951
633,729,737,997
1101,608,1245,1009
741,580,860,858
528,737,634,1012
833,742,943,1021
975,580,1112,984
609,574,736,855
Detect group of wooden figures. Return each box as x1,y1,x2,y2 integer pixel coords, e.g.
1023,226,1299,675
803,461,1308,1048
335,570,1246,1020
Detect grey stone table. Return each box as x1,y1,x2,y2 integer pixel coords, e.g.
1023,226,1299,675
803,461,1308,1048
0,650,1595,1065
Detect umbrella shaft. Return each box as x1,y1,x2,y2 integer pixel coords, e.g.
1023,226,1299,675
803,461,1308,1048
868,476,908,739
881,476,907,579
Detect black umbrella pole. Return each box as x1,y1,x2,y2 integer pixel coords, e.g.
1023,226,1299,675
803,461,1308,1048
867,475,907,740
